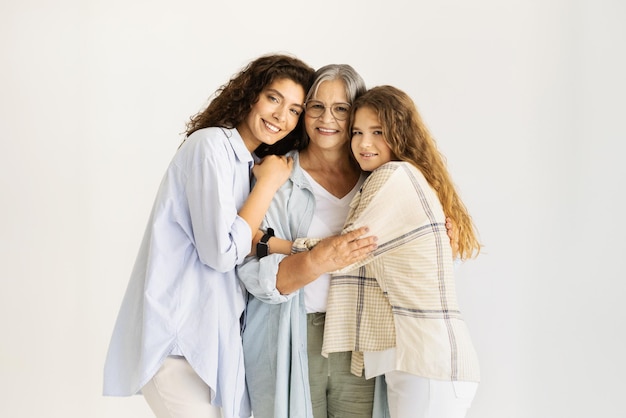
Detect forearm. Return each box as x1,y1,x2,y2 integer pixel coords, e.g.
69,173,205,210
275,251,326,295
269,236,292,255
251,231,292,257
238,181,281,238
275,228,376,294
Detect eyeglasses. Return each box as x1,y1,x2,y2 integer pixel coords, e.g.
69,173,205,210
304,100,351,121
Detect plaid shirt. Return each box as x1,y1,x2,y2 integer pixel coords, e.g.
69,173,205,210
293,162,480,382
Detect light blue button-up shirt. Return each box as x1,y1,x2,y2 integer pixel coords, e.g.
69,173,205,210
104,127,252,418
237,152,389,418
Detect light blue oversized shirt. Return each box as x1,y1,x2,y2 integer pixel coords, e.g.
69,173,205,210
237,152,389,418
104,127,252,418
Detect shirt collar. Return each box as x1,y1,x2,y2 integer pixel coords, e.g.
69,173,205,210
226,128,254,166
288,151,311,190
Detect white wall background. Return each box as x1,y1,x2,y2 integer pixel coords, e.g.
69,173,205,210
2,0,624,417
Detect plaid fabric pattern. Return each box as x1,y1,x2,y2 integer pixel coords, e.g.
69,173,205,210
301,162,480,382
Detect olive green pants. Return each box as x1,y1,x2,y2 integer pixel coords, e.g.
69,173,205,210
307,313,375,418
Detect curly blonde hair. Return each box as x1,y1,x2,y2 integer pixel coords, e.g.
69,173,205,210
351,85,481,259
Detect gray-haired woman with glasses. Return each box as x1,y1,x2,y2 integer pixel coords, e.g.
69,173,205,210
238,64,385,418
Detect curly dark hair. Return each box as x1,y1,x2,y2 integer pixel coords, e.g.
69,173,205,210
185,53,315,156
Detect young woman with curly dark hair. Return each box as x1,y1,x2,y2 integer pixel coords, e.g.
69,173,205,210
104,53,315,418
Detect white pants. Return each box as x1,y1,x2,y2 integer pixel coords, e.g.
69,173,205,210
142,356,223,418
385,371,478,418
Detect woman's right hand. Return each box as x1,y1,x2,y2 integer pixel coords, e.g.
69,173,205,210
276,227,377,295
309,227,377,273
252,155,293,190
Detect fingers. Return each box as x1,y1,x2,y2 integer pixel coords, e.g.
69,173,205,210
445,217,460,259
311,227,377,271
344,226,370,241
269,155,292,171
258,154,289,164
351,240,377,261
445,217,454,236
345,228,377,259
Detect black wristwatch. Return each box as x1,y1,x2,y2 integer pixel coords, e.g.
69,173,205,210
256,228,274,258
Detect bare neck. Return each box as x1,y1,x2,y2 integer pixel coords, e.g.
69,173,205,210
299,147,361,198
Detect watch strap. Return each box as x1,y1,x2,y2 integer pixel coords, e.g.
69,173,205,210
256,228,274,258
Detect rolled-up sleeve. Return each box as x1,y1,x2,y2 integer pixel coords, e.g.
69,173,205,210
238,151,315,304
238,253,297,304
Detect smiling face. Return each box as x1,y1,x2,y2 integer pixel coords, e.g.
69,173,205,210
351,106,395,171
237,78,306,152
304,79,351,153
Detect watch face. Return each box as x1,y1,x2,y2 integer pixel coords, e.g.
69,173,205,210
257,229,273,258
257,242,269,257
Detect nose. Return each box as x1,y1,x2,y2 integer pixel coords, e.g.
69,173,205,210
320,106,334,122
358,133,372,148
273,105,287,123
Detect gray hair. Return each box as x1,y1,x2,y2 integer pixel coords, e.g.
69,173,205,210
305,64,366,104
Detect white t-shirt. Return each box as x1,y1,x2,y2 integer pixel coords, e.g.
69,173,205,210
302,170,364,313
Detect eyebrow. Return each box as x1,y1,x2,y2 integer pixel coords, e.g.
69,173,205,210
353,124,383,131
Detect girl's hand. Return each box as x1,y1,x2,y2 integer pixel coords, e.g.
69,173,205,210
446,217,459,259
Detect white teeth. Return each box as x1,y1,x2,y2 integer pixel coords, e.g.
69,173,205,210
362,153,377,157
264,121,279,133
318,128,337,133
